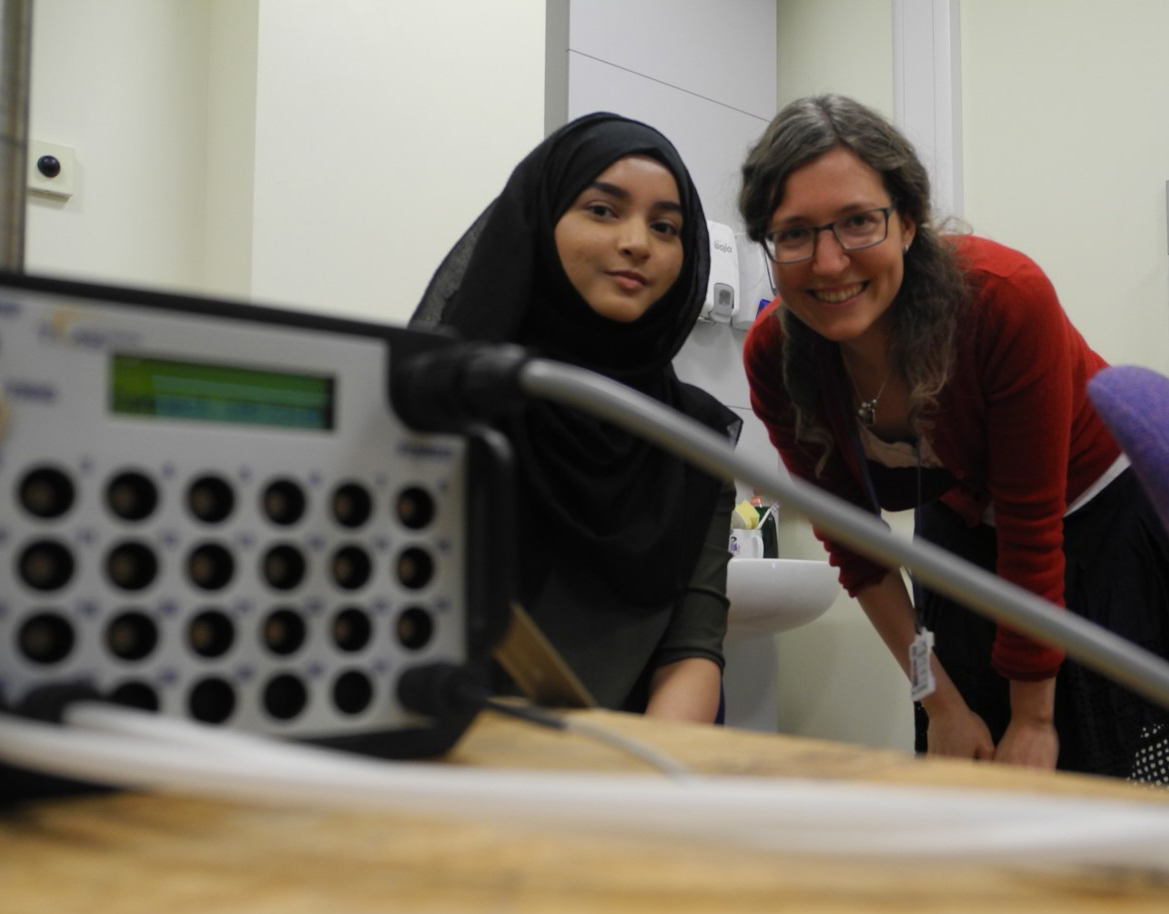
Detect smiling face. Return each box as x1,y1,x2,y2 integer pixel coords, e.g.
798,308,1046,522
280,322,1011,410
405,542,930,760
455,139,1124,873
767,145,916,352
554,155,685,323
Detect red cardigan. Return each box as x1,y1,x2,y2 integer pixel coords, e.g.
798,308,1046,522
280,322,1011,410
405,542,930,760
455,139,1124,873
744,235,1119,680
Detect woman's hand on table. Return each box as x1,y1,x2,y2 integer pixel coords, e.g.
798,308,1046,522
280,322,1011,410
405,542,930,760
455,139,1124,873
994,677,1059,769
925,698,996,761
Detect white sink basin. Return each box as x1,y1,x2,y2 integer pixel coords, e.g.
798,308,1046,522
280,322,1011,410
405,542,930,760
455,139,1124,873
726,558,840,634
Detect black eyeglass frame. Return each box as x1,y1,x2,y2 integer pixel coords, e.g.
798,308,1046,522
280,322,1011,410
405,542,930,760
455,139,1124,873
762,206,894,265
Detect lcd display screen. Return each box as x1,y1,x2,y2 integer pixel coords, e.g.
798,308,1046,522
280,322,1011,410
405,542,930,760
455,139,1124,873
111,354,335,431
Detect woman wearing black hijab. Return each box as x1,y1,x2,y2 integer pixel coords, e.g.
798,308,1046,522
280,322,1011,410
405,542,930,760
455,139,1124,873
412,112,738,721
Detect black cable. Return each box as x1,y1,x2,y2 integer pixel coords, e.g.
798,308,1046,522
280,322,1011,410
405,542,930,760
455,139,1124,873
481,698,568,731
397,661,564,730
396,662,693,777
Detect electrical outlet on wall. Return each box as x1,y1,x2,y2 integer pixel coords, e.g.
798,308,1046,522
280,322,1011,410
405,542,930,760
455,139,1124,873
28,140,76,199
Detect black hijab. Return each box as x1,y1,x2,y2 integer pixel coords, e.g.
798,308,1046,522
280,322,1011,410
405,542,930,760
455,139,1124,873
412,112,736,606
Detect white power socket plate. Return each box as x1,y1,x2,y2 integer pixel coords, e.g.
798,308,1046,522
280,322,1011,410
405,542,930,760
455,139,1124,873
28,140,76,198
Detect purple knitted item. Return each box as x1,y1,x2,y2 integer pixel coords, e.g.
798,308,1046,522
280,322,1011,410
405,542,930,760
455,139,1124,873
1087,365,1169,534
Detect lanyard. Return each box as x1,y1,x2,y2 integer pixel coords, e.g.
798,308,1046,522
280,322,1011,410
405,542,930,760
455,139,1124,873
838,367,938,701
844,408,929,636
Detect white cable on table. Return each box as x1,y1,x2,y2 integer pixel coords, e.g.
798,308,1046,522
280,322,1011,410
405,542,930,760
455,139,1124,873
4,708,1169,869
69,700,696,780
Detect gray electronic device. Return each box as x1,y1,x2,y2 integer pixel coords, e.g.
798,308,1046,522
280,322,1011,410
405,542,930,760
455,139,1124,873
0,273,513,789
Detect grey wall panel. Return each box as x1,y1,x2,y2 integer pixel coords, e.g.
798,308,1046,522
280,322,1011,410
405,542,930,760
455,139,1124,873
566,51,769,228
567,0,776,120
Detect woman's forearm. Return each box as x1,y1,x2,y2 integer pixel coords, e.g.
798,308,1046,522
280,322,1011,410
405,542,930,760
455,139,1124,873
645,656,723,723
856,572,994,757
855,572,963,715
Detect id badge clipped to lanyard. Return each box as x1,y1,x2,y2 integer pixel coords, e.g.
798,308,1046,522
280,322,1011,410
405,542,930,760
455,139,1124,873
909,628,937,702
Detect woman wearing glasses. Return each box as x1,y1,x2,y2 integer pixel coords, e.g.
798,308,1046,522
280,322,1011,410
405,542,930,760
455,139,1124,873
739,94,1169,781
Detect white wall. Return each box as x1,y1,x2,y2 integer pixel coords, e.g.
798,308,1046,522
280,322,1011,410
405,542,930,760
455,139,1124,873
248,0,546,322
26,0,546,327
27,0,213,294
777,0,894,113
961,0,1169,374
202,0,259,301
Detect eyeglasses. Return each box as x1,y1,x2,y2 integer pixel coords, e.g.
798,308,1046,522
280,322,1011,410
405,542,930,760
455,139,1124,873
762,207,893,264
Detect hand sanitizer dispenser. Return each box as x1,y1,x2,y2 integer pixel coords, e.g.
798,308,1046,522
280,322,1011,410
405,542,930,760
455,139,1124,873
702,221,738,323
732,232,774,330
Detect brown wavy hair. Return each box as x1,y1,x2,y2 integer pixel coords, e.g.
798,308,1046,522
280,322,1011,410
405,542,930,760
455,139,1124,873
739,94,969,469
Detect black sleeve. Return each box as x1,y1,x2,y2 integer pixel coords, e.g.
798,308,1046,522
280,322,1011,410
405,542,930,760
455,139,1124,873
651,479,734,672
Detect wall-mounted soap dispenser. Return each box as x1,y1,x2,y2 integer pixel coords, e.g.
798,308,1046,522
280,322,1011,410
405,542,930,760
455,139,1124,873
732,233,774,330
701,220,738,323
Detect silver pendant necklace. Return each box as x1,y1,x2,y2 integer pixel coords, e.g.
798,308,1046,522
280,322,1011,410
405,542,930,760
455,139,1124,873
843,358,892,428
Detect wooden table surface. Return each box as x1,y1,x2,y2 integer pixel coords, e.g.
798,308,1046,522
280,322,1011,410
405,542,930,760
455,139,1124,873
4,709,1169,913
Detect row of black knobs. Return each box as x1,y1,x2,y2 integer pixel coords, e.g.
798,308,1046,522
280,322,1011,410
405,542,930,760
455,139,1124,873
18,465,436,530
